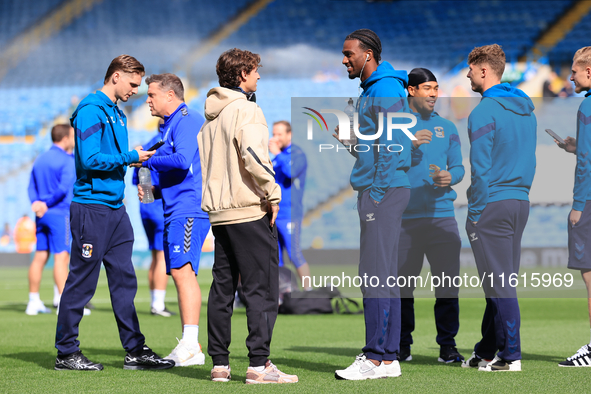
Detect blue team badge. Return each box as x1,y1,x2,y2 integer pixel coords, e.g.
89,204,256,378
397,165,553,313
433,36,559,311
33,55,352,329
435,127,444,138
82,244,93,258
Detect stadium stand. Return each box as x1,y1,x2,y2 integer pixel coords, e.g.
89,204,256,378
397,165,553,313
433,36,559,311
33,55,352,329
548,10,591,65
0,0,586,250
188,0,575,78
0,0,65,48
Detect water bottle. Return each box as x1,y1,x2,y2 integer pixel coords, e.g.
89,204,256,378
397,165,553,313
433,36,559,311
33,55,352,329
138,167,154,204
342,98,357,146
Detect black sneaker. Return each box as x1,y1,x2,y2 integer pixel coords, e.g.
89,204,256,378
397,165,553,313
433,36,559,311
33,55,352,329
559,344,591,367
398,346,412,361
150,306,176,317
123,345,175,370
55,351,103,371
438,345,464,363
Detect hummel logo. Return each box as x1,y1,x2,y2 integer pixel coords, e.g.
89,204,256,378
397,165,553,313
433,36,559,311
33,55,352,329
173,245,180,253
366,213,375,222
469,232,478,242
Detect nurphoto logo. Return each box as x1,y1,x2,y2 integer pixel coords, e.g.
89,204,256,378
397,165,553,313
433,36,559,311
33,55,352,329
302,106,418,153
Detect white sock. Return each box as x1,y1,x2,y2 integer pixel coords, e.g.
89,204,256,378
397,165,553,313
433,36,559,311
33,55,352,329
252,365,265,372
214,365,229,369
152,289,166,311
29,292,40,302
53,284,60,304
150,290,154,305
182,325,199,346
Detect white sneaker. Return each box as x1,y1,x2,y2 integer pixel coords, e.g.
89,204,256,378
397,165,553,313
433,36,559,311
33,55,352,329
25,300,51,315
165,338,205,366
478,355,521,372
384,360,401,377
462,351,492,368
335,354,388,380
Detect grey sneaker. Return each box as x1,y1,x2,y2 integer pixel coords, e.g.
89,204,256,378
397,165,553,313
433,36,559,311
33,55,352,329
123,346,175,370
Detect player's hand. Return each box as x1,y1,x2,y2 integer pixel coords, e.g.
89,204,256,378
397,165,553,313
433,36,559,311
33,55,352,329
31,201,48,218
333,124,357,146
333,125,345,144
268,203,279,227
137,184,155,202
269,138,281,156
433,170,452,187
556,136,576,154
137,184,144,202
570,209,582,226
412,129,432,149
135,146,155,163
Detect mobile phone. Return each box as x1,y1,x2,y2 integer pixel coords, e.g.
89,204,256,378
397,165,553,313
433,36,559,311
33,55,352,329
545,129,565,145
147,140,165,151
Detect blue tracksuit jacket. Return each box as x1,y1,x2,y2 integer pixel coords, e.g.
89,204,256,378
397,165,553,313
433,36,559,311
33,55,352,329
573,92,591,211
142,103,208,222
403,109,464,219
467,83,537,222
28,145,75,214
350,61,411,203
70,90,139,208
273,144,307,221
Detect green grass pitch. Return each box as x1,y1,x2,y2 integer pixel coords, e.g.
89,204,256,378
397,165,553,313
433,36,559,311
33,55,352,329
0,267,590,393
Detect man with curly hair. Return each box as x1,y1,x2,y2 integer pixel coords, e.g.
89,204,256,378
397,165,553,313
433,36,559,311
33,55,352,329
198,48,298,384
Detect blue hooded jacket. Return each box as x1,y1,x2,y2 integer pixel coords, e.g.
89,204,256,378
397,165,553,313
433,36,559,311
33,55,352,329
142,103,208,222
70,91,140,208
350,61,411,203
573,93,591,211
404,109,464,219
467,83,537,222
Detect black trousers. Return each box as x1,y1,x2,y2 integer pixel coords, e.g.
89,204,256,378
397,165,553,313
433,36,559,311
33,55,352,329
207,215,279,367
398,217,462,348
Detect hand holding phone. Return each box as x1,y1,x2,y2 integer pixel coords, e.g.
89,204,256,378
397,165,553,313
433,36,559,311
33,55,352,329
147,140,165,151
545,129,565,145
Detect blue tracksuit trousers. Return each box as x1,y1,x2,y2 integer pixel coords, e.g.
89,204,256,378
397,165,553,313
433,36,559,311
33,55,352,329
55,202,145,356
358,187,410,362
466,200,529,361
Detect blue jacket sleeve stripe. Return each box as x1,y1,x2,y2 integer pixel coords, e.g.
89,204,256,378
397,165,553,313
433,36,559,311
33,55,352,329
385,100,404,113
579,111,591,125
450,134,461,145
470,122,495,142
369,101,404,115
77,123,103,141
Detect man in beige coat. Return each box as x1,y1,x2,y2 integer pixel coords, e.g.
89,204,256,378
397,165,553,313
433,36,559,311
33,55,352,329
198,48,298,384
